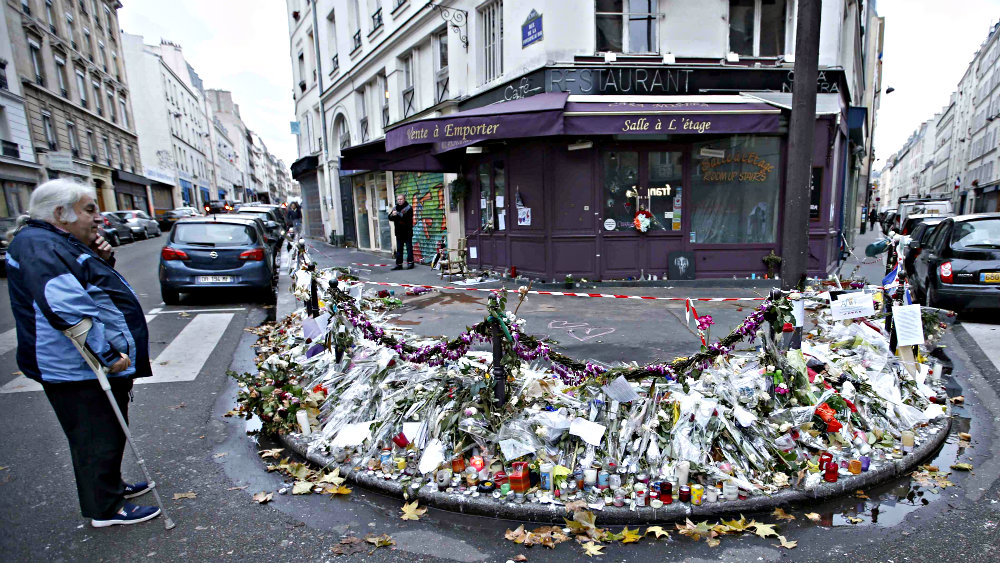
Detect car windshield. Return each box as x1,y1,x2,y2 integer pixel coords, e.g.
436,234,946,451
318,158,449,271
173,223,256,246
951,219,1000,249
238,211,271,221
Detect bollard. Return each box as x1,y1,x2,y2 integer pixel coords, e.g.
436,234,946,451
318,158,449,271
307,263,319,318
487,294,506,407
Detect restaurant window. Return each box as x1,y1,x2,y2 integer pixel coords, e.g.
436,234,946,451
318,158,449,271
602,151,639,231
478,160,507,231
595,0,658,54
690,135,781,244
729,0,787,57
479,0,503,84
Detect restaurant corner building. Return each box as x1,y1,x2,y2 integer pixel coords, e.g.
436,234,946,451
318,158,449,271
295,1,882,281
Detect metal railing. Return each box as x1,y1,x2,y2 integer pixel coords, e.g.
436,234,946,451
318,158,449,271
402,86,415,118
352,31,362,52
331,54,339,73
1,140,19,158
370,8,383,32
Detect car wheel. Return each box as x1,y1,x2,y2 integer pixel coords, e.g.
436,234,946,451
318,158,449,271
161,287,180,305
107,232,120,247
259,285,277,305
153,226,162,237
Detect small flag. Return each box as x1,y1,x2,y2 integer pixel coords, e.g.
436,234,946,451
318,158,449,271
882,262,899,288
904,287,913,305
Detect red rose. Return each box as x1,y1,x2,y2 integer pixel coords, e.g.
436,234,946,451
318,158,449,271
782,322,794,332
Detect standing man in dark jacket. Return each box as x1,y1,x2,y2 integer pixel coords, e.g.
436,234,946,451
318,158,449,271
6,179,160,527
388,194,414,270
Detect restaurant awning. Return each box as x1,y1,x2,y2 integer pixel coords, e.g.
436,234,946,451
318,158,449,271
342,93,789,172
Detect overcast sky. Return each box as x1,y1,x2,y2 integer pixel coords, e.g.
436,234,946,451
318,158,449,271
118,0,296,166
875,0,1000,165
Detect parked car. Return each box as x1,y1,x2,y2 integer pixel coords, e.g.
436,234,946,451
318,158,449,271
158,216,277,305
109,210,161,239
158,207,201,231
881,211,899,235
911,213,1000,311
896,197,953,229
0,216,17,278
205,200,234,214
902,219,944,280
235,206,284,248
900,213,948,237
99,212,136,246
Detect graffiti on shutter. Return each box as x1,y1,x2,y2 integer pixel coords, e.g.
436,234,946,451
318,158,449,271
393,172,447,264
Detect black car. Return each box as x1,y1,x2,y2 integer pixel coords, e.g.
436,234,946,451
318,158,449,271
902,219,943,280
158,207,201,231
235,206,284,248
911,213,1000,311
900,213,947,237
100,212,136,246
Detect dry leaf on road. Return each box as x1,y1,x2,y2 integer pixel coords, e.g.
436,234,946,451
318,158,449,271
252,491,273,504
772,507,796,521
581,541,604,557
400,501,427,521
173,491,197,500
645,525,669,539
805,512,822,522
774,535,798,549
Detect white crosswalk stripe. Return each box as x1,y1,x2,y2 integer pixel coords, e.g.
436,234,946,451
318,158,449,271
0,312,236,393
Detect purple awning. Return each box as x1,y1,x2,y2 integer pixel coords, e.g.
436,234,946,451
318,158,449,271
563,101,781,136
385,92,569,151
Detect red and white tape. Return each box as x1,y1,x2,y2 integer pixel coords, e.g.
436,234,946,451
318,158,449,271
352,263,393,267
357,280,766,302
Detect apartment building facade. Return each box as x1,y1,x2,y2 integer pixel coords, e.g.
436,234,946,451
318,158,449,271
1,1,42,218
292,0,880,279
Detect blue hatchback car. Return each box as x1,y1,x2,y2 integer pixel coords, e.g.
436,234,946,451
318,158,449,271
159,216,277,305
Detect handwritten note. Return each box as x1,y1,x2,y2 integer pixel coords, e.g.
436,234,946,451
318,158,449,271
569,418,606,447
893,304,925,346
602,375,640,403
829,291,876,321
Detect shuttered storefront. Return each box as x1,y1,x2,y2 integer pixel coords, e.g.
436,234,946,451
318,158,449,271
151,183,174,218
392,172,447,264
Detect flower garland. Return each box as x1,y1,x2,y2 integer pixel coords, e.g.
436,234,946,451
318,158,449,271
633,209,653,233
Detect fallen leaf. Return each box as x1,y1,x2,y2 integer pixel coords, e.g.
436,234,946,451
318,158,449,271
173,491,197,500
178,312,190,318
291,481,313,495
400,501,427,521
330,536,367,556
226,485,248,491
847,516,864,524
259,448,285,459
707,538,721,547
721,515,752,532
564,499,588,513
513,555,527,562
581,541,604,557
805,512,822,522
958,432,972,441
319,468,346,486
951,463,974,471
774,535,798,549
950,395,964,404
505,525,527,543
749,521,778,538
326,485,352,495
213,452,228,459
252,491,273,504
11,371,23,375
772,507,796,521
365,534,395,547
645,525,670,539
676,519,714,542
855,490,869,499
620,527,642,544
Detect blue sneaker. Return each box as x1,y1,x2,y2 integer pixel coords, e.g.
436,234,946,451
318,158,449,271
91,502,161,528
124,481,152,499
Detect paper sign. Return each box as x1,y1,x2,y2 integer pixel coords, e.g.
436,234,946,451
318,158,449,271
495,195,505,207
569,418,606,446
792,300,805,327
604,218,616,231
498,211,506,230
829,291,876,320
602,375,640,403
402,421,422,442
305,343,325,358
480,198,487,209
893,304,925,346
469,246,478,259
302,317,322,340
517,207,532,226
332,421,373,447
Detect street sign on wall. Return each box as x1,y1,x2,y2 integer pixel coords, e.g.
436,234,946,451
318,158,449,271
521,10,542,48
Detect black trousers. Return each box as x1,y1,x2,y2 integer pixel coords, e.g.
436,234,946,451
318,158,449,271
42,377,132,519
395,235,414,265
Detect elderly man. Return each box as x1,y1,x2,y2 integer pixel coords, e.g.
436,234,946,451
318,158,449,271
5,179,160,527
387,194,414,270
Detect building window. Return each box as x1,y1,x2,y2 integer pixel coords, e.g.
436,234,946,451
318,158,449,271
28,39,46,86
0,61,8,90
76,71,87,107
479,0,503,84
45,0,57,32
435,30,449,103
21,0,31,15
107,91,116,122
351,0,363,51
42,113,58,150
98,42,107,71
338,117,350,149
399,54,415,117
65,13,75,47
595,0,658,54
379,71,389,127
102,135,111,165
477,160,506,231
111,52,119,79
92,80,103,115
729,0,787,57
601,150,682,232
104,6,113,31
357,88,369,143
55,57,68,96
119,97,129,128
67,121,80,156
83,27,92,59
117,142,124,169
369,0,383,33
86,130,96,160
326,8,340,73
689,135,781,243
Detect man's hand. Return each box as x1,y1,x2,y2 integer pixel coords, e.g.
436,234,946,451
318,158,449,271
91,235,114,261
108,352,131,374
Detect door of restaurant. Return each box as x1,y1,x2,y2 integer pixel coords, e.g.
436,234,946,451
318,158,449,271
597,147,687,280
467,158,508,272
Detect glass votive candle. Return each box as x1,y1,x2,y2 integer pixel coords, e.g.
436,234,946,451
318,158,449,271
848,460,863,475
860,455,871,472
824,461,839,483
679,485,691,503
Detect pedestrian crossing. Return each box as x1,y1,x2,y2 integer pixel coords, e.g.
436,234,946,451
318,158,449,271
0,310,239,393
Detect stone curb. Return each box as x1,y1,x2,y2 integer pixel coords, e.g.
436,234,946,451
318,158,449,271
277,414,951,524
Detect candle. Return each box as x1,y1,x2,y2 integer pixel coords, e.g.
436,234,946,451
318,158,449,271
848,460,862,475
691,484,704,505
722,480,738,501
824,461,839,483
819,452,833,469
597,470,610,490
679,485,691,503
676,461,691,486
901,430,915,453
860,455,871,472
540,462,554,491
584,468,598,488
705,488,719,503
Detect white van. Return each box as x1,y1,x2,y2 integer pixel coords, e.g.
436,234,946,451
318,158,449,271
895,199,953,231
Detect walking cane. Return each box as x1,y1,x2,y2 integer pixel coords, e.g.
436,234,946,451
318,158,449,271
63,318,176,530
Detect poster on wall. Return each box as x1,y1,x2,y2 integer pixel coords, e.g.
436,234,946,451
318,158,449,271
517,207,532,226
668,251,696,280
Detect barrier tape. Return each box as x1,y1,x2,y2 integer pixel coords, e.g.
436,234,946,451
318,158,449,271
352,263,393,267
356,280,767,302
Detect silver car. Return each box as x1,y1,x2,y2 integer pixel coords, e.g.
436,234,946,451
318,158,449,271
110,210,161,239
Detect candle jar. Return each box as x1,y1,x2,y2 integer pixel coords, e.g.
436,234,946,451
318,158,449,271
705,488,719,503
584,468,598,489
436,467,452,486
613,490,625,507
824,461,839,483
635,489,647,506
465,467,479,487
597,470,610,490
452,455,466,473
500,483,511,496
609,474,622,490
901,430,915,453
679,485,691,503
669,477,679,499
819,452,833,469
860,455,872,472
392,432,409,448
722,480,738,501
848,460,863,475
690,484,704,505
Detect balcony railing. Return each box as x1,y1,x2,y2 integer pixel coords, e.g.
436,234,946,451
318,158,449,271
436,75,449,104
330,54,339,73
1,140,19,158
352,31,361,52
402,86,415,118
382,103,389,128
370,8,383,33
359,117,369,143
1,72,9,90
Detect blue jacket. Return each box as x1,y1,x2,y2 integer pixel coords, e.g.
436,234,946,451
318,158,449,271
6,220,151,383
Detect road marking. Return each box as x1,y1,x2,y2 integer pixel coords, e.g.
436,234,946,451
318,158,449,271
0,328,17,357
154,308,247,314
962,322,1000,374
147,307,163,315
138,313,234,385
0,312,235,393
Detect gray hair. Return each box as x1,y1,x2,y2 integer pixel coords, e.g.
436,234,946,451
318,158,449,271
28,179,97,224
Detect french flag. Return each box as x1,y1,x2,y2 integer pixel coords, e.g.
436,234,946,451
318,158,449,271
883,262,899,288
955,175,961,190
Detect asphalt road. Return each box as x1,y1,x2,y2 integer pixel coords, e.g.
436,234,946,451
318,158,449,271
0,232,997,562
